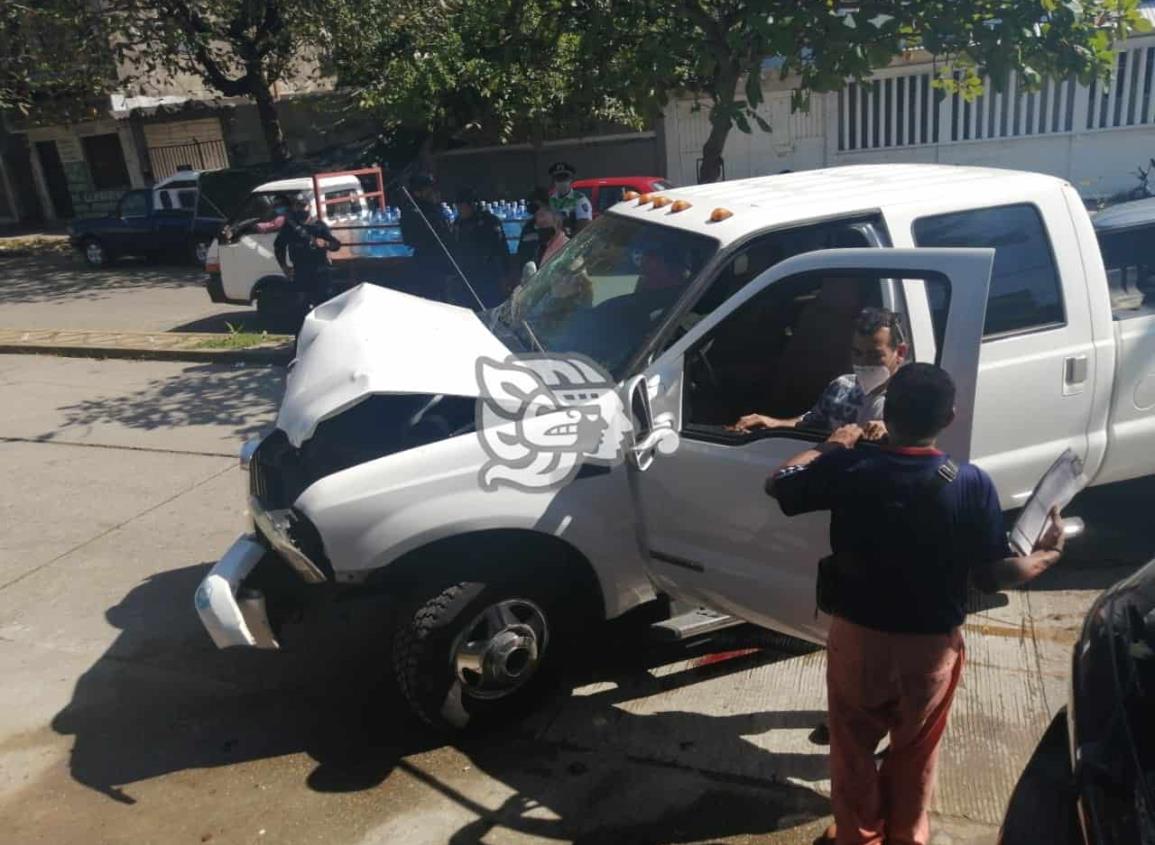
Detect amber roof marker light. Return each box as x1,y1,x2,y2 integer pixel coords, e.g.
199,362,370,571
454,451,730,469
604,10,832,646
623,190,640,201
670,200,692,213
651,196,672,208
637,193,653,205
709,208,734,222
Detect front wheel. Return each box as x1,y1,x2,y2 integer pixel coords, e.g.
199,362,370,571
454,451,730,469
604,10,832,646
392,579,579,732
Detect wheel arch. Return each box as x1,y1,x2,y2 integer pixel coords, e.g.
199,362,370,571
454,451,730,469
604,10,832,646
367,528,607,622
251,273,290,305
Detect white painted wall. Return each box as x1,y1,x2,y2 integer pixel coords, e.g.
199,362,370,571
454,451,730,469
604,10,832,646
665,35,1155,200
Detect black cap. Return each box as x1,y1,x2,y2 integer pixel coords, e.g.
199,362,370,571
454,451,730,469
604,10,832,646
548,161,576,180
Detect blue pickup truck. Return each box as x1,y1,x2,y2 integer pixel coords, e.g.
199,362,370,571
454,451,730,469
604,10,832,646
68,177,225,269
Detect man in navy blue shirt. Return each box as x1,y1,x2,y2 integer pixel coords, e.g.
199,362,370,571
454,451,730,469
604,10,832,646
769,363,1065,845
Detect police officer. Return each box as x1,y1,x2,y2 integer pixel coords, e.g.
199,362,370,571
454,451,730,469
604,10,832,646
400,172,453,299
273,193,341,314
547,161,593,235
452,186,508,308
769,363,1066,845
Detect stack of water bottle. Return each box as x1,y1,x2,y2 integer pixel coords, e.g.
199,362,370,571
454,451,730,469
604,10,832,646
340,200,533,258
437,199,531,225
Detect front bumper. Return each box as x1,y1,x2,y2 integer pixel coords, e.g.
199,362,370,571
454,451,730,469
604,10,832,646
195,534,280,649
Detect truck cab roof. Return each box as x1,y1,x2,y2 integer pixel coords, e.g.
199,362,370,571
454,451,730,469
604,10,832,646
610,164,1070,248
255,175,363,195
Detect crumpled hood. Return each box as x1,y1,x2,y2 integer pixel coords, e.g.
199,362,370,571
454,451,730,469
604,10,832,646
277,284,510,447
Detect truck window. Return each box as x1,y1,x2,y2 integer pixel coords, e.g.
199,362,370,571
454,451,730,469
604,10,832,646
912,204,1065,337
683,272,884,428
1096,225,1155,315
660,216,888,349
120,191,150,218
324,188,360,219
496,215,717,379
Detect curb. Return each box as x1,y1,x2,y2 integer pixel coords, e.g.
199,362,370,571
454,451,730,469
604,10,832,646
0,329,294,366
0,343,293,366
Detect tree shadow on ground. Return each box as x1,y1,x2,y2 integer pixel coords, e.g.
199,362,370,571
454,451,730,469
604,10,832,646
46,362,284,442
50,563,434,806
0,254,202,305
169,310,263,333
51,567,835,842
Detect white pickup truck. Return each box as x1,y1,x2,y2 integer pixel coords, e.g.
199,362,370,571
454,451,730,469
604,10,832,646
195,164,1155,730
203,174,370,319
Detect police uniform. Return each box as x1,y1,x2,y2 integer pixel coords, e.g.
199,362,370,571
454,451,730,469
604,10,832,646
547,161,592,235
452,192,509,308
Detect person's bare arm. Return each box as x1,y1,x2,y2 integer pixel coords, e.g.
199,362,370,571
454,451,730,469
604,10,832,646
973,507,1066,592
728,413,802,433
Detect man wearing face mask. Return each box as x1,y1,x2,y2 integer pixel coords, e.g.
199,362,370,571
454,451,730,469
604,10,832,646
534,205,569,267
547,162,592,235
731,307,907,439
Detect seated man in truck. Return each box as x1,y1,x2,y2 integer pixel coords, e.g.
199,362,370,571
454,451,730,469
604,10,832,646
729,306,907,437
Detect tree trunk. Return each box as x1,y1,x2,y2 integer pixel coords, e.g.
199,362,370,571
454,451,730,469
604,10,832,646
249,70,290,164
699,69,739,184
698,112,732,183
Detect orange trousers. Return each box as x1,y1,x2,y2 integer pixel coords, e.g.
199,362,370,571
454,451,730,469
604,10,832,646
826,616,965,845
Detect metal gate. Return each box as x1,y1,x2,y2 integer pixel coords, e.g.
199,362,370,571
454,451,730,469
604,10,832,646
147,138,230,180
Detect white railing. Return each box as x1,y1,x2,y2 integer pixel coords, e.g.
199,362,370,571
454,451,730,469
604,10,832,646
838,39,1155,152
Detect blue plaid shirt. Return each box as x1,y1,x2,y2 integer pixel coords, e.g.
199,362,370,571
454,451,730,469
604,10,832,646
798,374,886,431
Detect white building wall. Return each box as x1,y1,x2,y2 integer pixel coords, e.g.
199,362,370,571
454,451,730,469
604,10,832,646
665,34,1155,200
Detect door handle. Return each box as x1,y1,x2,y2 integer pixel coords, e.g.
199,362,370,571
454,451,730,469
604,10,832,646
1063,355,1088,396
1064,355,1088,385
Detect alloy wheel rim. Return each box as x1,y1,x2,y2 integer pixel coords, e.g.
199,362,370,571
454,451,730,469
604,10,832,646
451,598,549,700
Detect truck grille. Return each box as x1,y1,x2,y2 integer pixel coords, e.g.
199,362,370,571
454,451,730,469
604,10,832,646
248,430,308,510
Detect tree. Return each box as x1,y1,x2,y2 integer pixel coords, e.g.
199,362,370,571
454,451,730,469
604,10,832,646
606,0,1149,183
328,0,652,167
0,0,113,118
107,0,330,164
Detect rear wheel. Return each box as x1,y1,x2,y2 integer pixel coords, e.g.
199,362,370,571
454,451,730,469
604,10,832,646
81,238,109,268
392,576,585,732
191,239,210,267
255,285,304,333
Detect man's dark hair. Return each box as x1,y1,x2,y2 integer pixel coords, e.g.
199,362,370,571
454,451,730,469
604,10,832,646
855,306,905,348
526,186,550,214
884,363,956,441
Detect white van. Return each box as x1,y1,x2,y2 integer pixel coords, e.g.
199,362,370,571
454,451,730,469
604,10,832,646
196,165,1155,730
204,175,368,318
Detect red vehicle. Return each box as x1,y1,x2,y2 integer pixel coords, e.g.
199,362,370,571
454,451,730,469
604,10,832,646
570,176,673,217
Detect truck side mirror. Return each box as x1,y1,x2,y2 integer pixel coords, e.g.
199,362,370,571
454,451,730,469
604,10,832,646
521,261,537,283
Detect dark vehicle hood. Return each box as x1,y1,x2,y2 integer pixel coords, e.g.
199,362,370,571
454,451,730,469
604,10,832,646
1070,557,1155,843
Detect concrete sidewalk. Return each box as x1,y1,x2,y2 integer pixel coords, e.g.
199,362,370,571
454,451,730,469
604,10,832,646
0,327,292,365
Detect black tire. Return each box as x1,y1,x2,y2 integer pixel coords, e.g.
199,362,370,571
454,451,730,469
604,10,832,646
255,284,304,333
80,237,110,268
190,239,210,267
392,576,583,732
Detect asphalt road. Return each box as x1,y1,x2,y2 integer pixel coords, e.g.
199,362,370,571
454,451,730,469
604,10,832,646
0,253,257,333
0,355,847,845
0,353,1151,845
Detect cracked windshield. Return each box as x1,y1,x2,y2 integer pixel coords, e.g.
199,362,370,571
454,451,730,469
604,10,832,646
492,215,718,377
